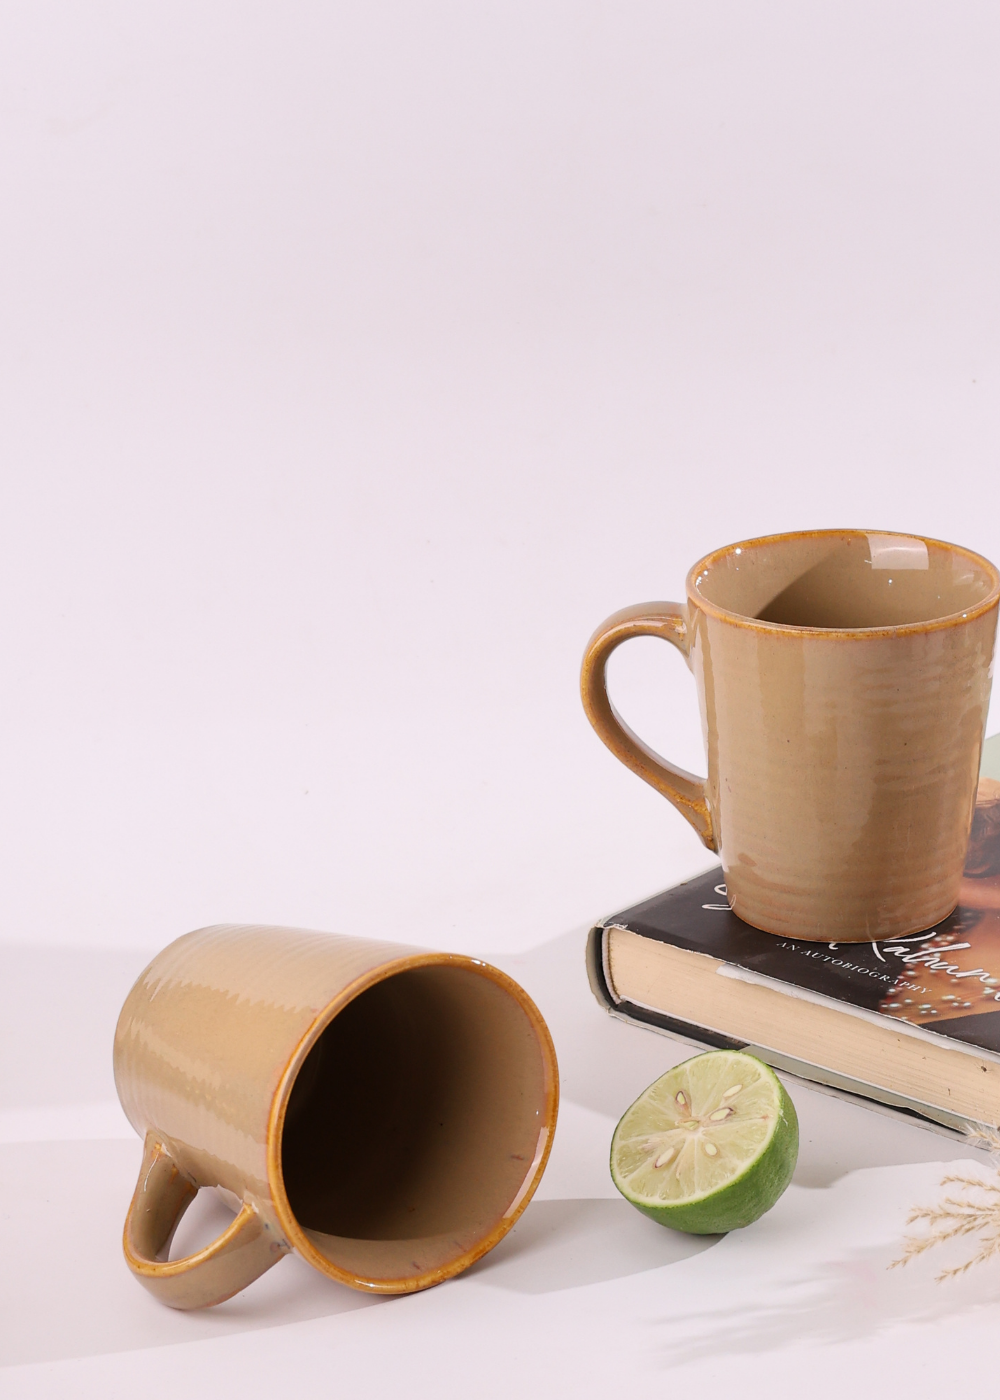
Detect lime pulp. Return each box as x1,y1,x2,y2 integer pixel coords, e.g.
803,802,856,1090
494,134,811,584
610,1050,799,1234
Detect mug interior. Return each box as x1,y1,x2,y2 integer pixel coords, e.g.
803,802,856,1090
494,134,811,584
692,531,997,629
277,962,551,1287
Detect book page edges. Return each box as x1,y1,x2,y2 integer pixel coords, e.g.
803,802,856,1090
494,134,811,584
716,961,1000,1065
605,924,1000,1126
603,920,1000,1063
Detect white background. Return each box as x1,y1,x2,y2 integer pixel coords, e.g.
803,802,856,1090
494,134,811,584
3,0,999,958
6,5,1000,1394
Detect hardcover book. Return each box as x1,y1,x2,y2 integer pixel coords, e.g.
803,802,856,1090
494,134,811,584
588,734,1000,1136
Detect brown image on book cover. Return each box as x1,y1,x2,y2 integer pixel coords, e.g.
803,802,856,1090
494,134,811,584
877,778,1000,1034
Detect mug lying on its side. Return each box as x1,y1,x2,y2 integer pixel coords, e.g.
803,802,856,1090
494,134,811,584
114,924,558,1309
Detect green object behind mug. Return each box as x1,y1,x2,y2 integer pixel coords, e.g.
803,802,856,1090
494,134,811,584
983,732,1000,781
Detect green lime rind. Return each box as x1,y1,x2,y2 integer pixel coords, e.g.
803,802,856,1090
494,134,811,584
610,1051,799,1235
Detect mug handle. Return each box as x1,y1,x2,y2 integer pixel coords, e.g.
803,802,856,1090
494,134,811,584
580,602,717,852
123,1133,290,1309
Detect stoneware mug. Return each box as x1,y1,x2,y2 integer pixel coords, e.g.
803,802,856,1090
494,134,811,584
581,529,1000,943
114,924,559,1309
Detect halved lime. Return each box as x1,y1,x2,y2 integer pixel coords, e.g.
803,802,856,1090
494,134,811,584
610,1050,798,1234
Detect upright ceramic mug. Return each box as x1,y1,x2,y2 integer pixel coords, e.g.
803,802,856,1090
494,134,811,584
114,925,558,1309
581,529,1000,942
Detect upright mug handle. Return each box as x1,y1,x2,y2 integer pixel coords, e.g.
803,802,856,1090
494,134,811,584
580,602,717,852
123,1134,290,1309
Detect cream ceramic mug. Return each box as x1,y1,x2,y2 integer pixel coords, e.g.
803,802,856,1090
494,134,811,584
114,924,558,1310
581,529,1000,943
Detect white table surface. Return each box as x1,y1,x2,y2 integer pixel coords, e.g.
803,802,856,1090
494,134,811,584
3,930,1000,1399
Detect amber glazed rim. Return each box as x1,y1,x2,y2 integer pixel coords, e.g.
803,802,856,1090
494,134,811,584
265,951,559,1295
687,528,1000,639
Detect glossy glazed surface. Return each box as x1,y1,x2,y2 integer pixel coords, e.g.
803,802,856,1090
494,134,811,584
581,530,1000,942
114,925,558,1308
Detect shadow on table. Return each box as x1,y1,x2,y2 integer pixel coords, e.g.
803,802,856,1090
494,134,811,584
2,930,991,1369
603,1167,1000,1365
469,1198,718,1293
647,1235,1000,1364
492,927,985,1189
0,1140,388,1369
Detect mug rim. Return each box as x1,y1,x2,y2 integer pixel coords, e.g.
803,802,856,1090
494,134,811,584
265,951,559,1295
686,528,1000,638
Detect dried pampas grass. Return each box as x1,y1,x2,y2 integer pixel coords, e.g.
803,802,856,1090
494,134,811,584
891,1125,1000,1281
